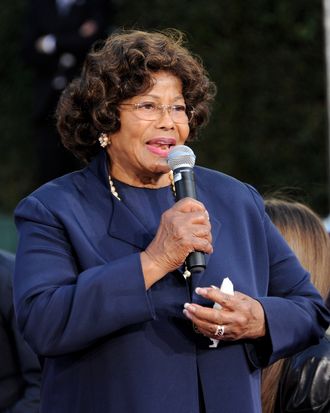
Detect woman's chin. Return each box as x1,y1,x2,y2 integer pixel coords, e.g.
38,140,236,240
154,163,171,175
149,157,170,173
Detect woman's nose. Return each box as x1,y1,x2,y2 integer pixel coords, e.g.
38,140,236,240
155,106,175,128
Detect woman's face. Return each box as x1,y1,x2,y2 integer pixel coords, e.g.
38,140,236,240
108,71,190,187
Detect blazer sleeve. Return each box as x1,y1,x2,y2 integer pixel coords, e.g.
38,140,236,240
244,186,330,368
13,196,156,357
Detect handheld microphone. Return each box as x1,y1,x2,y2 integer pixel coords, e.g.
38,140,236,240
167,145,206,273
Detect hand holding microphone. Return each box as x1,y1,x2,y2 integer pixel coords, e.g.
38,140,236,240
142,146,212,287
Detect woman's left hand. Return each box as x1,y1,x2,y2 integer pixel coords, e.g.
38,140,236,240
183,287,266,340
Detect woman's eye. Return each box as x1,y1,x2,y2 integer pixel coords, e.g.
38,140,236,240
139,103,156,111
173,105,186,112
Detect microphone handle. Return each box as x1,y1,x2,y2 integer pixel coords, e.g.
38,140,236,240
173,168,206,273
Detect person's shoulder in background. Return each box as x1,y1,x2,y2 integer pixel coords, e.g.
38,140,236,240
277,335,330,413
0,249,41,413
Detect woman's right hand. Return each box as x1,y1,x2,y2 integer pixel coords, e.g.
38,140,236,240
141,198,213,289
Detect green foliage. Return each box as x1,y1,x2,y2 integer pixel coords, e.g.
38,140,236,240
0,0,36,214
0,0,328,222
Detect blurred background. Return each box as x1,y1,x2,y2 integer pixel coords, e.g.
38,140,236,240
0,0,329,252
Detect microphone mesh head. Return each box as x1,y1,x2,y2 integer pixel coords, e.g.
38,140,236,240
167,145,196,170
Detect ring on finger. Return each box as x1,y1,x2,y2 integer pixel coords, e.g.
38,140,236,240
214,324,225,337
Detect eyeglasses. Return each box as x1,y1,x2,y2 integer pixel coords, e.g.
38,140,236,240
119,102,194,124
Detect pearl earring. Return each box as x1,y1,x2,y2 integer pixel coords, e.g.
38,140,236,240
98,133,111,148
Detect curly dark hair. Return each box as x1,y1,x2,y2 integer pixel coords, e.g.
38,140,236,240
56,28,217,163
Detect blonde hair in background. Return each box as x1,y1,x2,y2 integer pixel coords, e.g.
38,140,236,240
261,198,330,413
264,199,330,298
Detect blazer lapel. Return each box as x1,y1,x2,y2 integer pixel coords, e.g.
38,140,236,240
78,152,153,262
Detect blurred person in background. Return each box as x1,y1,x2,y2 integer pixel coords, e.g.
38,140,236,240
0,249,40,413
262,199,330,413
22,0,112,185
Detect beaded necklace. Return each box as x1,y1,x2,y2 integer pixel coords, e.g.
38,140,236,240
108,171,176,201
107,171,191,279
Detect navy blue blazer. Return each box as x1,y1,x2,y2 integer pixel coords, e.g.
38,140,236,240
13,151,329,413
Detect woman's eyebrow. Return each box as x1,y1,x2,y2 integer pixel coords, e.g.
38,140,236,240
137,94,185,101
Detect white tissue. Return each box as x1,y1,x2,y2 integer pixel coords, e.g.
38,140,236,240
209,277,234,348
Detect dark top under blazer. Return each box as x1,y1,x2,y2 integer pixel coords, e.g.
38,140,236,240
13,151,329,413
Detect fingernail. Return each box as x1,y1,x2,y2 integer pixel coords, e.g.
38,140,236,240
183,309,192,319
195,287,208,295
184,303,196,312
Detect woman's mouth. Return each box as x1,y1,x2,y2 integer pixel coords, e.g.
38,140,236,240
146,138,176,157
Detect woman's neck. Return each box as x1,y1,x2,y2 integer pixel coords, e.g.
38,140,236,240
109,166,171,189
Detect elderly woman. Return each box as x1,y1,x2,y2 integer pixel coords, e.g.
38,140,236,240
13,29,329,413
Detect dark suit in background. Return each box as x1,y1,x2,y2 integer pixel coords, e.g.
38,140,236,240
0,250,40,413
22,0,111,185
